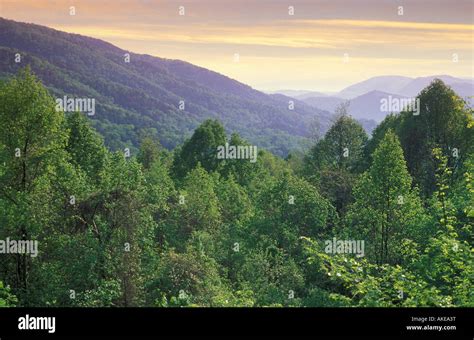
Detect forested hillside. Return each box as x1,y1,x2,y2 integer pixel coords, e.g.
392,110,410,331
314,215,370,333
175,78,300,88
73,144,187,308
0,17,333,157
0,68,472,307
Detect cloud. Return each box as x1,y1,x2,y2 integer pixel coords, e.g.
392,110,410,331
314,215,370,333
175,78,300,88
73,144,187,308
2,0,472,90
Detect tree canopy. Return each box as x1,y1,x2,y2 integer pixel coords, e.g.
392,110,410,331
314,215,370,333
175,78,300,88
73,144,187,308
0,69,472,307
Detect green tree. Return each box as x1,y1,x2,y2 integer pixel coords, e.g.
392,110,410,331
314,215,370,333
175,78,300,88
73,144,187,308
364,113,401,165
397,80,474,196
0,281,18,307
304,112,368,213
162,165,221,248
152,246,234,307
220,133,261,187
238,247,304,306
251,173,336,257
346,130,427,264
412,148,474,306
95,153,156,306
65,111,107,181
0,67,68,302
137,136,161,170
173,119,226,179
301,237,451,307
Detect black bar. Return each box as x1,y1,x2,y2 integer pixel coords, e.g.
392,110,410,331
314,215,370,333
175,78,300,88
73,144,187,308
0,308,472,339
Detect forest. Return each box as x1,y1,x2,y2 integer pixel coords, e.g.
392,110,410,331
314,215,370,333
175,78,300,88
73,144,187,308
0,68,472,307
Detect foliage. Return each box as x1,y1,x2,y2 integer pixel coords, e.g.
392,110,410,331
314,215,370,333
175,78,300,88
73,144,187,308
303,113,368,213
346,130,428,264
0,68,472,308
0,281,18,307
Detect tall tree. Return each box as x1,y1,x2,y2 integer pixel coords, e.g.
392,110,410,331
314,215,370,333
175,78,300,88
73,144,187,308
137,136,161,171
304,111,368,213
65,111,107,181
0,67,68,301
163,165,221,249
220,133,260,187
397,79,474,196
346,130,427,265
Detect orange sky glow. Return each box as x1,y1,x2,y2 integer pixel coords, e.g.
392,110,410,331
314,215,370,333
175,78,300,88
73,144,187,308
1,0,472,91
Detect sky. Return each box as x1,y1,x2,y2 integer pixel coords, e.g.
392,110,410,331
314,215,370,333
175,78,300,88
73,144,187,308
1,0,473,92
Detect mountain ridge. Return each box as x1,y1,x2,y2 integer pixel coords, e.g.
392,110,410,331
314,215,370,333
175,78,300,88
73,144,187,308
0,17,332,156
279,75,473,122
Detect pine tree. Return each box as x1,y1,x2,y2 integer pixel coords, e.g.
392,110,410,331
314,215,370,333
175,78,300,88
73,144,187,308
346,130,427,265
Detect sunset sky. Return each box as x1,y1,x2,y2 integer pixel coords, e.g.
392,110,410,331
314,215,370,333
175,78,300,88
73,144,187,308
1,0,472,92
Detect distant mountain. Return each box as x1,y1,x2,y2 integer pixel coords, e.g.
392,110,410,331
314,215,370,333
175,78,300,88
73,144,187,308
294,91,330,100
302,90,409,123
299,75,472,123
348,90,409,122
0,17,332,156
269,90,339,101
337,76,412,99
397,75,473,98
267,89,326,98
300,96,345,113
336,75,473,99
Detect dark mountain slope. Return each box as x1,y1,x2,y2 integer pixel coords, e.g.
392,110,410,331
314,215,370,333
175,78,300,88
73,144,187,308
0,17,332,156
